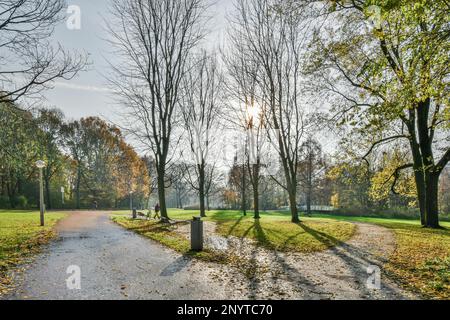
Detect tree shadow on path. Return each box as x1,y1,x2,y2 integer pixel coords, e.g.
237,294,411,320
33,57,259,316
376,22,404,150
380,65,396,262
160,256,190,276
296,222,411,299
246,219,333,299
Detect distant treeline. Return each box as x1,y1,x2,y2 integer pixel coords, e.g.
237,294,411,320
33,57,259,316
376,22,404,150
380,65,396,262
0,102,150,210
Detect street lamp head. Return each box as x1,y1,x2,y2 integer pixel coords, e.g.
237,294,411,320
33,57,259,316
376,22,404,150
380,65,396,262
35,160,46,169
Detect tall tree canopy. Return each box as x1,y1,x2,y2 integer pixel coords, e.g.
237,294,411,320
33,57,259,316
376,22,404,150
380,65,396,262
106,0,208,220
307,0,450,227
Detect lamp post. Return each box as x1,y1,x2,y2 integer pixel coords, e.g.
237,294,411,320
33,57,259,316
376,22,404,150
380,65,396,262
36,160,46,226
61,186,65,207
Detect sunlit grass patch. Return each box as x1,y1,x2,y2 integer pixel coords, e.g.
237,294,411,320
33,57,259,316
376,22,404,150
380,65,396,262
215,217,355,253
112,211,355,263
165,209,355,253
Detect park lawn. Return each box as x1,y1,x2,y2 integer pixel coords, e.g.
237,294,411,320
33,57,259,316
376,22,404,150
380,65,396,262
167,209,356,253
214,217,355,253
0,210,67,295
113,209,356,253
382,223,450,300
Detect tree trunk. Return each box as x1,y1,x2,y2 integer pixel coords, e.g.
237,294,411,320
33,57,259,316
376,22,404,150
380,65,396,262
198,164,206,217
241,164,247,216
416,98,440,228
253,184,260,219
157,167,168,220
252,163,260,219
424,172,440,228
407,104,429,226
176,187,180,208
283,162,300,223
306,146,312,216
76,166,81,209
288,187,299,223
413,167,426,225
306,187,311,217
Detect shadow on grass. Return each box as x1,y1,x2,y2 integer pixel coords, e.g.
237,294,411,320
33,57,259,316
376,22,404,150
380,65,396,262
253,219,269,246
225,216,244,237
297,223,345,248
247,219,266,298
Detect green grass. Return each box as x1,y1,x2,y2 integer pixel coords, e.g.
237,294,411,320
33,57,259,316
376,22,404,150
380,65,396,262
312,213,450,228
215,217,355,253
380,223,450,299
0,210,67,295
114,209,356,253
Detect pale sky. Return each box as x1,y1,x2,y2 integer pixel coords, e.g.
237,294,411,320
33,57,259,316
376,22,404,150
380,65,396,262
43,0,337,156
44,0,233,122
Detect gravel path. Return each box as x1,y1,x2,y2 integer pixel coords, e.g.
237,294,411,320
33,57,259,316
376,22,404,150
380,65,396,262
4,212,417,300
4,212,246,300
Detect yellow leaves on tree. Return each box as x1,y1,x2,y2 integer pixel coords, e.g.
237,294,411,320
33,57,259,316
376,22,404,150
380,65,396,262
369,150,417,206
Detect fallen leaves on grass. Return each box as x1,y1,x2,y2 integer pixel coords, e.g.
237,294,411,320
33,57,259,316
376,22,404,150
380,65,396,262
381,223,450,299
0,212,66,297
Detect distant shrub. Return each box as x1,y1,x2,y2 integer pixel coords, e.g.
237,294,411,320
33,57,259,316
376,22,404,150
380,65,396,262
331,207,376,217
330,206,421,220
377,207,420,220
183,205,200,210
16,195,28,209
0,195,11,209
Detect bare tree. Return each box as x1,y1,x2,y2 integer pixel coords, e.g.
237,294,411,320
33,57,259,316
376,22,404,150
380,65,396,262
229,0,311,222
181,51,222,217
228,152,250,215
0,0,87,104
106,0,207,220
223,26,265,219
